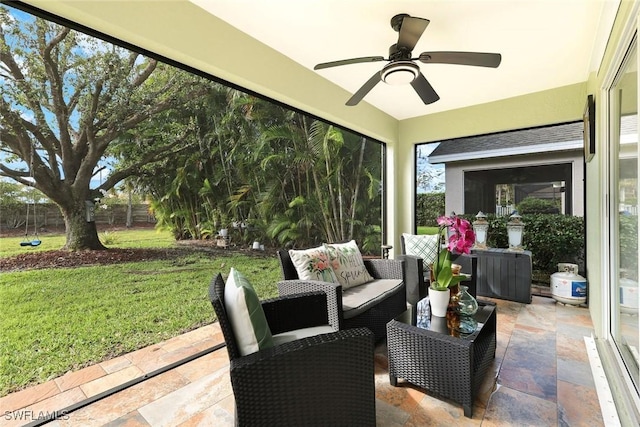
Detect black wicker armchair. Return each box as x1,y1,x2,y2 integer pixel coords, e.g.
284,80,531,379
397,234,478,310
208,273,376,427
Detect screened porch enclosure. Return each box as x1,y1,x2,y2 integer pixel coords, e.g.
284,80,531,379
464,164,573,215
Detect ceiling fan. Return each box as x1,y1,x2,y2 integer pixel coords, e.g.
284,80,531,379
314,13,502,106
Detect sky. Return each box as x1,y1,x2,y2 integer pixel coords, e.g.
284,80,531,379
416,142,445,193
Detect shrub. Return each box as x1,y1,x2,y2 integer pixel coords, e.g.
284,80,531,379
521,214,584,273
517,197,560,214
101,230,120,245
458,212,585,279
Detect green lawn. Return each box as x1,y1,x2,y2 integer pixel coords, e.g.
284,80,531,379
0,228,176,257
0,228,280,396
417,226,439,235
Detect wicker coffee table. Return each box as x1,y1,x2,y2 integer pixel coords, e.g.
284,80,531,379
386,301,497,417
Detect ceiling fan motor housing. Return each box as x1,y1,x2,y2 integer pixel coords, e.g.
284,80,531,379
388,43,413,61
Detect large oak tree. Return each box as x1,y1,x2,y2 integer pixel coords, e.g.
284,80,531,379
0,7,207,250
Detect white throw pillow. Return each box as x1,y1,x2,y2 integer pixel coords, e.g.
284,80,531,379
324,240,374,290
402,233,440,272
224,267,274,356
288,246,339,283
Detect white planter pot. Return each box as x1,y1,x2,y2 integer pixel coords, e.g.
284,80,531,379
429,287,450,317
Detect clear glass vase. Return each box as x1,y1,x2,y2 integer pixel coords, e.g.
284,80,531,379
457,285,478,316
456,285,479,334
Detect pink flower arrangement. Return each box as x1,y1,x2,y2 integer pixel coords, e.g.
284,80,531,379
440,216,475,254
431,215,476,291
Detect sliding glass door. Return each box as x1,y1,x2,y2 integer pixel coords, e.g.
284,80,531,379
609,35,639,393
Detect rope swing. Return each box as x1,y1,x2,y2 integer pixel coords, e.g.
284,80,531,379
20,201,41,247
20,146,41,247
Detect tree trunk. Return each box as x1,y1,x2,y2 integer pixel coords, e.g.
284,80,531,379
61,203,107,251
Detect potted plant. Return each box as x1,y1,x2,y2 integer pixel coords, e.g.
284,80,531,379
216,210,230,237
211,209,231,246
429,215,476,316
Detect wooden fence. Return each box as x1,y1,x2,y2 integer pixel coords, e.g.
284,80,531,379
1,203,156,230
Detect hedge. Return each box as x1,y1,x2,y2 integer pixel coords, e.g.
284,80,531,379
517,197,560,214
457,213,585,278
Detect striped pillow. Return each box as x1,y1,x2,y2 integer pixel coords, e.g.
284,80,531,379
224,268,274,356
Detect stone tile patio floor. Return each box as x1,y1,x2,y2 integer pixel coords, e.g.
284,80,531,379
1,295,607,426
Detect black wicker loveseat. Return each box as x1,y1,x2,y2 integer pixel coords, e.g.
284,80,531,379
277,248,407,341
208,272,376,426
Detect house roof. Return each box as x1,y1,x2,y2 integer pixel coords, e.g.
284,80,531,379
429,114,638,164
428,121,584,164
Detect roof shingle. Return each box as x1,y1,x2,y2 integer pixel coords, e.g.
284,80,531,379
429,121,583,157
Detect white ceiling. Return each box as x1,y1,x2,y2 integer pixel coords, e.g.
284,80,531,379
191,0,619,120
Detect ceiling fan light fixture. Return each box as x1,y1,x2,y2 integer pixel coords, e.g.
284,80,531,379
381,61,419,85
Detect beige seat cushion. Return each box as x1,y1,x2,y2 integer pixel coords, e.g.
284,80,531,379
272,325,336,346
341,279,404,319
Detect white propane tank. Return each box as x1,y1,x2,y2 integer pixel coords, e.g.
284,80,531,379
551,263,587,305
619,277,639,315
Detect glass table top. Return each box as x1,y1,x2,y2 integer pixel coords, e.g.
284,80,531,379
395,298,495,339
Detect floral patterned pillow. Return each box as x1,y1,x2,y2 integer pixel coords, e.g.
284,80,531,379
289,246,339,283
324,240,374,290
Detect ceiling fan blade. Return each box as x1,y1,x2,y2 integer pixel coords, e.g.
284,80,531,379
346,72,382,106
418,51,502,68
411,72,440,104
314,56,386,70
397,16,430,52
